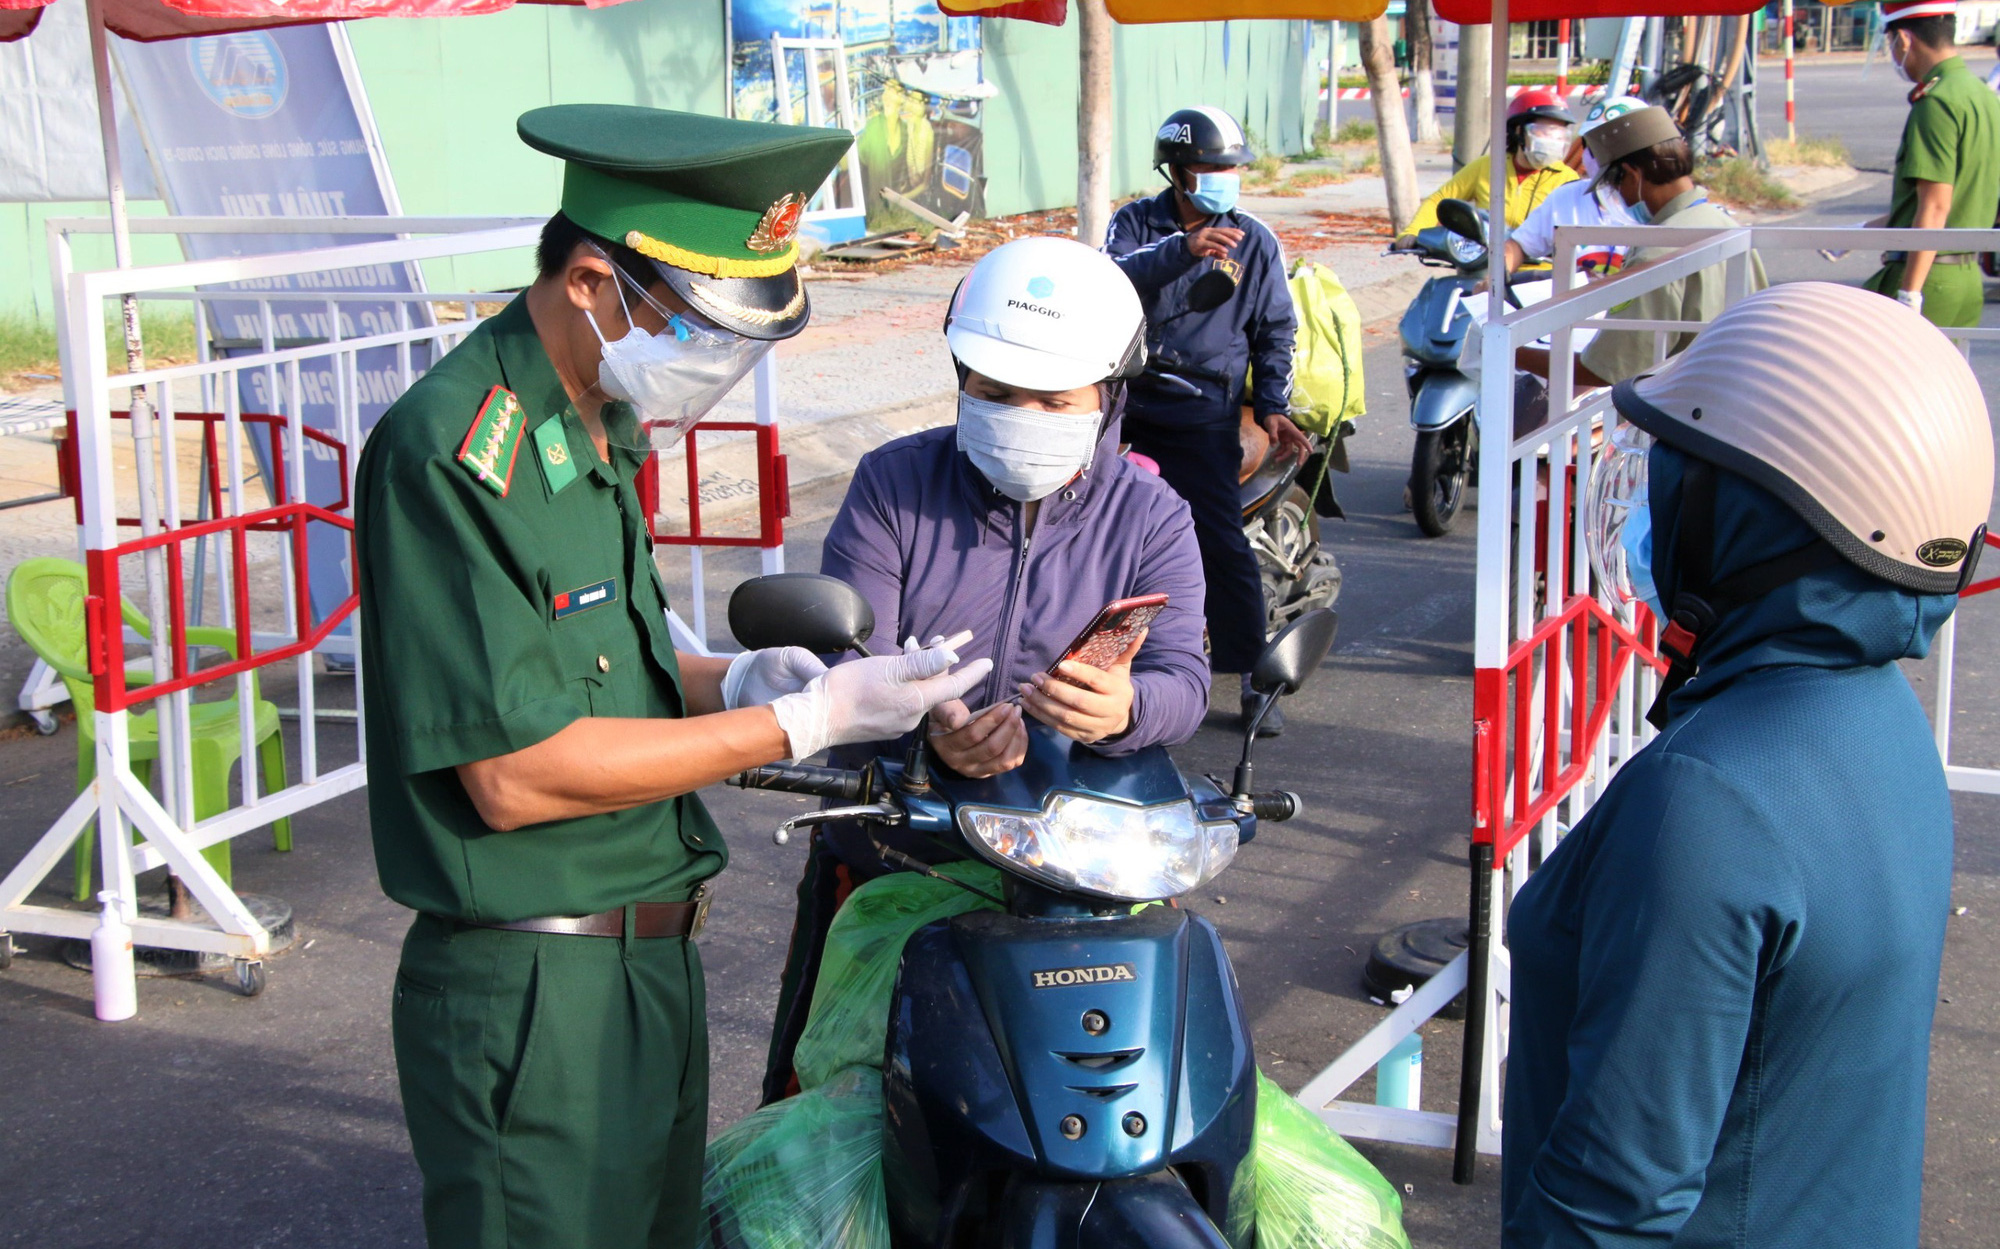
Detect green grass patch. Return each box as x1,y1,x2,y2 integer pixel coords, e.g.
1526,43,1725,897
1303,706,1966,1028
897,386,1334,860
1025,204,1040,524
1764,135,1850,168
1334,118,1377,145
1243,151,1287,185
0,307,200,391
1698,157,1799,212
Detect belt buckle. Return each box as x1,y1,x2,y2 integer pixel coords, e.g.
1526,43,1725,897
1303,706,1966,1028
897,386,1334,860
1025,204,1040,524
688,882,712,940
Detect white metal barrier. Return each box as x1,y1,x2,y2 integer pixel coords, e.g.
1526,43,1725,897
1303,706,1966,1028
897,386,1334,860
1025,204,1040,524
1296,222,2000,1175
0,216,791,1009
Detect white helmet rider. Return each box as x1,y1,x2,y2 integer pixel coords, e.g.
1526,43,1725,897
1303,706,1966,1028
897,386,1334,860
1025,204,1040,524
1588,281,1994,718
943,236,1148,501
1576,94,1648,181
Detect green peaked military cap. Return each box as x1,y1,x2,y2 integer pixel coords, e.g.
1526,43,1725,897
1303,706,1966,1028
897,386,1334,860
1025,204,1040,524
518,104,855,341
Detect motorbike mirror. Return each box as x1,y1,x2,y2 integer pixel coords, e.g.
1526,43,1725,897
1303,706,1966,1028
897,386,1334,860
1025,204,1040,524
1249,608,1339,697
728,573,876,655
1436,198,1487,247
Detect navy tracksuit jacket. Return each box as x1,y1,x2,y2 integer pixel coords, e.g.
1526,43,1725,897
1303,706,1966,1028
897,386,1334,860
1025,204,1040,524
1103,189,1296,672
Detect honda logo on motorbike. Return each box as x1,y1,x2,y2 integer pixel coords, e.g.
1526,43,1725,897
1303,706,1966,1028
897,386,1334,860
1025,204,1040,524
1031,962,1138,988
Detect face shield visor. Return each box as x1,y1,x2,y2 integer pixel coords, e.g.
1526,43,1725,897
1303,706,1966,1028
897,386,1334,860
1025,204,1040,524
1586,418,1655,611
1521,120,1574,170
585,255,771,453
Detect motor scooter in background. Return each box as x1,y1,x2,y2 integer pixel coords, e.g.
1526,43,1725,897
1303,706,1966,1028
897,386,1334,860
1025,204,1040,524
723,573,1339,1248
1394,199,1554,537
1133,363,1344,640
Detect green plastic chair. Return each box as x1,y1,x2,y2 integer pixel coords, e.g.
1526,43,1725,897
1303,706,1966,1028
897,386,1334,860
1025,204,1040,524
4,557,292,901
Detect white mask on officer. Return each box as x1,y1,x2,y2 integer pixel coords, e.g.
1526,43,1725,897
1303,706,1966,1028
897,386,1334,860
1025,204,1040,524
583,254,769,446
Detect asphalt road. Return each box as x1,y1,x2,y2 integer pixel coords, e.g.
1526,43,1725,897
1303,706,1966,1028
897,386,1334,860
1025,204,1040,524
3,77,1999,1248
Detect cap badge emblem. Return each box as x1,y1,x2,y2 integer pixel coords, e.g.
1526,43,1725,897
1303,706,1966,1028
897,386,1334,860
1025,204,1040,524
747,192,806,253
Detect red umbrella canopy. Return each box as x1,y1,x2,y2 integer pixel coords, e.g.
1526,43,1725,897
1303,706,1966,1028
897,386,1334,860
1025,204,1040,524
1434,0,1765,21
0,0,627,44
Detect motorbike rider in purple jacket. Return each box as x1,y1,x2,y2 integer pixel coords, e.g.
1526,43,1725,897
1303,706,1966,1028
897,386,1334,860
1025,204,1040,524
760,236,1211,1103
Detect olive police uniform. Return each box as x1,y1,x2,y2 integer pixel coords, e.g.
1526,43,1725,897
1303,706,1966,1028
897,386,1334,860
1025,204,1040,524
356,106,852,1249
1867,53,2000,327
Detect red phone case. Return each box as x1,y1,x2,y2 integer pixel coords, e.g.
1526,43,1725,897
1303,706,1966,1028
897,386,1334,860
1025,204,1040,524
1051,594,1169,685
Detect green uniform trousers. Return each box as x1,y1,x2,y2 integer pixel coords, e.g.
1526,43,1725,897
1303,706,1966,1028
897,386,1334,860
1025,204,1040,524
392,913,709,1249
1866,260,1987,329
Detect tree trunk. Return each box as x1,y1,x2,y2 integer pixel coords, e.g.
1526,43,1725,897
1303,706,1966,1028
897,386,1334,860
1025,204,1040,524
1452,22,1490,172
1361,15,1420,232
1410,1,1441,145
1076,0,1114,247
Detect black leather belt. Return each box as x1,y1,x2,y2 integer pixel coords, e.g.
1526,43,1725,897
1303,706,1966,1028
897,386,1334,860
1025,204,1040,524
1882,250,1979,265
462,884,711,939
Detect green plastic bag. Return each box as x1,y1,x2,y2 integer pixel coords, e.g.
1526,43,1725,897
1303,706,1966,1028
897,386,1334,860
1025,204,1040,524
1286,259,1368,439
1230,1072,1413,1249
704,1066,890,1249
706,867,1410,1249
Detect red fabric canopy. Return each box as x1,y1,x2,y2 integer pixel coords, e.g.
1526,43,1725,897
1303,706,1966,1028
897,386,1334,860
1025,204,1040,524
0,0,625,44
1434,0,1764,22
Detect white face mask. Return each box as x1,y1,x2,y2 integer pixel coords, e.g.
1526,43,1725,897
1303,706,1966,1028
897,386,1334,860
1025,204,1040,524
1891,35,1916,84
1521,123,1572,170
955,391,1102,502
584,258,770,448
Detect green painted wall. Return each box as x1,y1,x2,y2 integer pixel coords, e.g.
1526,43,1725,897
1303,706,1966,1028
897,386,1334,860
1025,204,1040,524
983,17,1313,222
1,199,183,331
344,1,727,295
2,6,1313,325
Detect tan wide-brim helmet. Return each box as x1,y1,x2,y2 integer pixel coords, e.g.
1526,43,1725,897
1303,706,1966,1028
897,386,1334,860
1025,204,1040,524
1611,281,1994,595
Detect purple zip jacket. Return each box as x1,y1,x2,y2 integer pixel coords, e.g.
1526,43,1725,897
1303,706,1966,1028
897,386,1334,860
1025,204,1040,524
820,408,1211,762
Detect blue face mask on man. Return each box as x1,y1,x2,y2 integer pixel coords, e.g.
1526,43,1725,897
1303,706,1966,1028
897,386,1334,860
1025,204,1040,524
1621,501,1664,618
1186,171,1240,215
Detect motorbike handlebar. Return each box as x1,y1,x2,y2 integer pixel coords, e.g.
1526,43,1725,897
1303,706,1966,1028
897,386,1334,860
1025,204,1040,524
1250,791,1303,822
730,763,866,801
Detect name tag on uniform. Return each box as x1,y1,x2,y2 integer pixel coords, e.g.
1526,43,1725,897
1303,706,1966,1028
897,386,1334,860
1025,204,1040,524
553,578,617,620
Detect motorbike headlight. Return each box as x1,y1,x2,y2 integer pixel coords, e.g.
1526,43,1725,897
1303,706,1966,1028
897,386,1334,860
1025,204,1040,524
1447,233,1487,267
958,793,1241,902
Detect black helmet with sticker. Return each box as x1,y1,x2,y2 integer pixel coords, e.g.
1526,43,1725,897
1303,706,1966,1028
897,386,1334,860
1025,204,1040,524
1152,106,1253,170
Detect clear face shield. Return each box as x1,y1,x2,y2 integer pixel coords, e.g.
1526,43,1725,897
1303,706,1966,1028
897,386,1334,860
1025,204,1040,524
1521,120,1574,170
1586,418,1655,611
585,253,771,454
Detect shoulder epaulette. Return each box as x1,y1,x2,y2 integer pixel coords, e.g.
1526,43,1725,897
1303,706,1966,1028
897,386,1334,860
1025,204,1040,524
457,386,525,497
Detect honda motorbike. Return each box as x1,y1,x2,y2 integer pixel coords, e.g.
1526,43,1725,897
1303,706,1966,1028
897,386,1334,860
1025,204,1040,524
1395,198,1551,537
726,573,1339,1249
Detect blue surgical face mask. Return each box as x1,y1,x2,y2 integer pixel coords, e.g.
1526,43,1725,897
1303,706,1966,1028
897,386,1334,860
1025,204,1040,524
1187,172,1240,215
1628,197,1654,225
1621,501,1664,618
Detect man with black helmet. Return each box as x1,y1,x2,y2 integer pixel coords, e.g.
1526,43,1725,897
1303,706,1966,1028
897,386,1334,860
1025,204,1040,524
1103,105,1303,732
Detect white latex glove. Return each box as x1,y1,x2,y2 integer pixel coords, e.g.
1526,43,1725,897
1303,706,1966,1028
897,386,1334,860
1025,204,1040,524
1896,287,1924,315
722,646,828,711
770,631,991,760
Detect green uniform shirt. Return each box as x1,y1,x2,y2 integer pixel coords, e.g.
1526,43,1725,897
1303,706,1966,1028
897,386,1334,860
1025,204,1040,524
356,294,724,923
1887,55,2000,234
1581,189,1769,385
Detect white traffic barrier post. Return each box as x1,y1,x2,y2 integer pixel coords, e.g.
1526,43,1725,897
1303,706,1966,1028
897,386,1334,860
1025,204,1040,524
0,217,792,1012
1294,219,2000,1171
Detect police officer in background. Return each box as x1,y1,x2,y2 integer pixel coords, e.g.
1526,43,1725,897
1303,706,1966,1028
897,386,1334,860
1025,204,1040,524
1866,0,2000,327
1105,106,1304,733
355,105,987,1249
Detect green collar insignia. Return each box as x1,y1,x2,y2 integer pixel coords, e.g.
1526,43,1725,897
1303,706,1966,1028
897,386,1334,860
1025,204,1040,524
533,416,578,496
458,387,525,498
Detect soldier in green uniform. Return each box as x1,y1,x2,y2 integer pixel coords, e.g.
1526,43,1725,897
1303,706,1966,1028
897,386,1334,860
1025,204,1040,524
1865,0,2000,327
355,105,990,1249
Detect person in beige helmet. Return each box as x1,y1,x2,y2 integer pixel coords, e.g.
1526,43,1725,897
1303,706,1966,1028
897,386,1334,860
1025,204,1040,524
1503,282,1992,1247
1519,105,1767,388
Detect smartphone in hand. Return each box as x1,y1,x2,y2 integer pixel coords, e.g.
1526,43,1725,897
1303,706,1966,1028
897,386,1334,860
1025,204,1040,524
1048,594,1169,687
